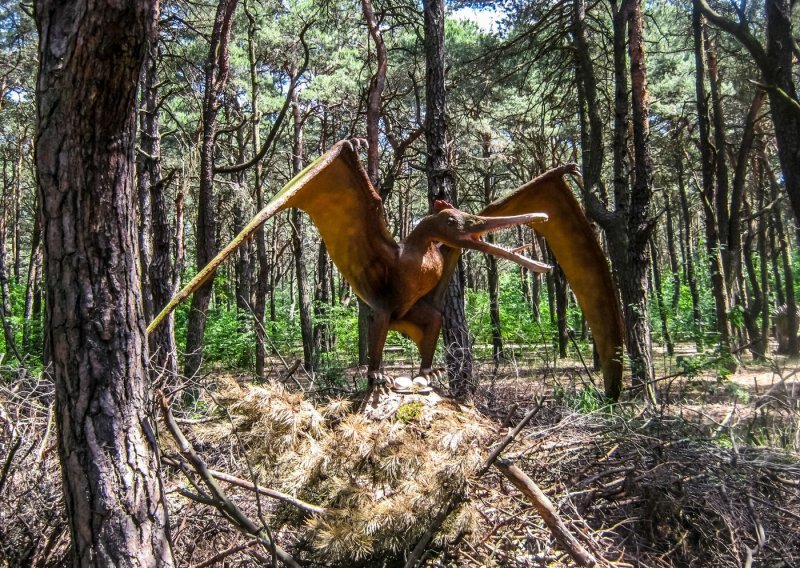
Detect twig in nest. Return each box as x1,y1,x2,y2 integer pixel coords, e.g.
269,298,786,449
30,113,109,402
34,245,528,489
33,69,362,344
160,394,301,568
162,456,325,515
494,458,598,567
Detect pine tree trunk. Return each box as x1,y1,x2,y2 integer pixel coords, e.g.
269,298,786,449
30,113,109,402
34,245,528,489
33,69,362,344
0,177,19,362
554,264,569,359
35,0,174,562
23,204,41,355
664,193,681,311
693,4,731,347
650,238,674,355
625,0,656,397
184,0,238,380
291,89,315,371
246,7,269,379
482,134,503,364
138,31,179,380
424,0,474,397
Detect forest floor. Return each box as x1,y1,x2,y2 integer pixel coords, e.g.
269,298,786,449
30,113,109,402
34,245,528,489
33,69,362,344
0,344,798,567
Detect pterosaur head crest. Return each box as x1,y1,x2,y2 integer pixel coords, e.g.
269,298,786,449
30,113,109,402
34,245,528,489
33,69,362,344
428,207,552,273
433,199,453,212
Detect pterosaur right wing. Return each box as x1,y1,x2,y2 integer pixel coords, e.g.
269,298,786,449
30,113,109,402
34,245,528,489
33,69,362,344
480,165,624,399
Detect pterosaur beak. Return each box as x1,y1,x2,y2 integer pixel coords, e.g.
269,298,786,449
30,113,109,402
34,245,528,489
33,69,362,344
460,212,552,273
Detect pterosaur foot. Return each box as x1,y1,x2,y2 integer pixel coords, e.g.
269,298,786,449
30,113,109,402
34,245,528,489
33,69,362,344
415,367,446,385
368,371,392,386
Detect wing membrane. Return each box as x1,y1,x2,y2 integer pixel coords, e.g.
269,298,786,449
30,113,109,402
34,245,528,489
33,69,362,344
480,166,624,399
148,139,397,333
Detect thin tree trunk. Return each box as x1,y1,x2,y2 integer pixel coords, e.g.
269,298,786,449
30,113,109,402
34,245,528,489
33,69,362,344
23,202,41,355
34,0,174,562
757,167,770,355
482,133,504,364
650,238,674,355
693,4,731,347
554,264,568,359
183,0,238,380
705,36,731,279
664,192,681,311
768,174,799,356
0,170,19,363
138,29,179,380
727,90,766,291
291,88,314,371
313,241,331,364
244,2,269,379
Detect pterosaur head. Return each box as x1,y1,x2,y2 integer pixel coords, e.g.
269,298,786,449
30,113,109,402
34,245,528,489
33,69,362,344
429,200,551,273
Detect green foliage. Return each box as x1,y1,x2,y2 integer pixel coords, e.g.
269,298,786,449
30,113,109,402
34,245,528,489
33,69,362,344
203,308,255,368
553,383,608,414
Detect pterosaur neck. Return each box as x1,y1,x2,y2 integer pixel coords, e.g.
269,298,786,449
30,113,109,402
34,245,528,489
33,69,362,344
403,216,439,251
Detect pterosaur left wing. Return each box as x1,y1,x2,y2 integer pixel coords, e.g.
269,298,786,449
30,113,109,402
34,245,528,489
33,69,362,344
479,165,624,399
148,139,397,333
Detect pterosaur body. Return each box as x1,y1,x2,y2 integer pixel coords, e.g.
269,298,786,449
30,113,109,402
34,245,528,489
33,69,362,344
150,139,623,398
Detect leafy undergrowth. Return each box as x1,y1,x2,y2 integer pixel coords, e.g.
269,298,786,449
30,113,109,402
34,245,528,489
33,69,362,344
1,362,798,567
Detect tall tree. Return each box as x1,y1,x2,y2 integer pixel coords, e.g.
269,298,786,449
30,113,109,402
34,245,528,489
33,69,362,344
138,20,180,379
697,0,800,244
34,0,174,563
693,5,732,347
183,0,239,380
572,0,654,400
423,0,474,397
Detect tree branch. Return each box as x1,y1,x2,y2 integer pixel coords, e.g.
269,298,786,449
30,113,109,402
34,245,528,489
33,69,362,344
694,0,769,72
214,22,312,175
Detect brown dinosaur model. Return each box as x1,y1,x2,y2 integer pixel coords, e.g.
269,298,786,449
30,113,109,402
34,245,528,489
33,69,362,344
149,139,624,398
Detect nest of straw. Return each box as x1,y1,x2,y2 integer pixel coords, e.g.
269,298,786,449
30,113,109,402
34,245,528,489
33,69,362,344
196,377,495,565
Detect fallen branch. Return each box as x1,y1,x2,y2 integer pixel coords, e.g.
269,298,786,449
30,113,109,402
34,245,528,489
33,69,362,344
194,538,259,568
494,458,598,567
404,400,543,567
478,397,543,477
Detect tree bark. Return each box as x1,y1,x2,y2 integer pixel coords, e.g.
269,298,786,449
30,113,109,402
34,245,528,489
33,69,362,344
625,0,656,397
138,28,179,380
183,0,238,380
34,0,174,563
693,4,731,347
424,0,474,398
291,88,315,371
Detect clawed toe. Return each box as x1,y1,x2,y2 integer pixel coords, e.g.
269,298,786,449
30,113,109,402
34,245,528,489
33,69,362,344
368,371,390,386
416,367,445,383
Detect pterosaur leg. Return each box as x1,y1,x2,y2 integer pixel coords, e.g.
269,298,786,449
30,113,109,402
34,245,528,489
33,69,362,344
367,309,391,387
391,300,445,387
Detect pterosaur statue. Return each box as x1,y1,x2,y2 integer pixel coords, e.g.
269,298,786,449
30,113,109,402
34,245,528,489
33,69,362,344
149,139,624,399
